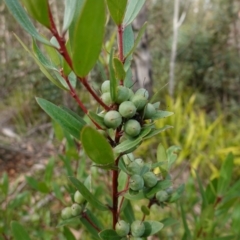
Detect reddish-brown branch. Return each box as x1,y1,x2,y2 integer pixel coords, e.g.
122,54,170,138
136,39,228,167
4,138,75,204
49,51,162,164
82,211,101,232
117,25,124,85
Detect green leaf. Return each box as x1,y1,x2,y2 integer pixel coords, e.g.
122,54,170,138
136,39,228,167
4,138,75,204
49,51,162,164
196,170,208,210
141,205,150,215
180,205,192,239
145,180,172,199
4,0,50,45
63,40,72,76
72,0,105,77
57,217,81,228
169,184,184,203
124,191,145,200
81,126,114,165
21,0,50,27
152,110,174,120
143,126,173,140
157,143,167,162
113,57,126,80
106,0,128,25
109,48,118,102
63,227,76,240
88,111,107,129
69,177,108,211
160,217,179,228
15,34,66,90
63,0,78,32
2,172,9,196
114,138,142,153
11,221,31,240
99,229,122,240
44,157,55,185
141,221,164,237
25,176,49,193
122,200,135,222
123,0,145,25
52,182,65,203
125,22,147,59
167,146,181,170
217,152,234,196
8,192,30,209
36,98,86,140
123,25,134,57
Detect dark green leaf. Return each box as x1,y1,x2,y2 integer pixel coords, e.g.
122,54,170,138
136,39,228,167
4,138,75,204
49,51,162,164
217,152,234,196
99,229,122,240
109,48,118,101
81,126,114,165
143,126,173,140
63,226,76,240
44,157,55,185
11,221,31,240
195,170,208,210
152,110,174,120
21,0,50,27
180,205,192,239
123,0,145,25
25,176,49,193
123,25,134,57
2,172,9,196
72,0,105,77
169,184,184,203
113,57,126,80
36,98,86,140
88,111,107,129
114,137,142,153
141,221,164,237
63,0,77,32
4,0,50,45
8,192,30,209
69,177,108,211
106,0,128,25
122,200,135,222
60,155,74,176
52,182,65,203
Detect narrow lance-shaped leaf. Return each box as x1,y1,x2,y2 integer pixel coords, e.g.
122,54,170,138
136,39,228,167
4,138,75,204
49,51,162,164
106,0,128,25
72,0,105,77
109,48,118,101
21,0,50,28
11,221,31,240
123,25,134,57
123,0,146,26
81,126,114,165
62,0,77,32
36,98,86,140
69,177,108,211
113,57,126,80
4,0,51,45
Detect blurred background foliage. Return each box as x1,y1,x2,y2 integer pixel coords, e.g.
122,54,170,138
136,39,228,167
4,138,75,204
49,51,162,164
0,0,240,239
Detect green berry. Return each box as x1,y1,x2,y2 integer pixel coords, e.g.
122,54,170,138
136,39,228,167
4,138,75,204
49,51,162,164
135,158,144,167
104,110,122,129
127,161,141,175
143,172,158,188
115,220,130,237
119,101,137,118
135,88,149,99
131,95,148,110
131,220,145,237
144,103,156,119
124,120,141,137
101,80,110,93
129,175,144,191
116,86,129,104
71,203,82,216
61,207,72,220
128,88,134,99
156,190,169,203
101,92,112,105
74,191,85,204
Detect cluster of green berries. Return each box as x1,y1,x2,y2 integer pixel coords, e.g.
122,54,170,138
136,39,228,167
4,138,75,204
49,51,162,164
100,80,158,138
61,190,85,220
115,220,146,238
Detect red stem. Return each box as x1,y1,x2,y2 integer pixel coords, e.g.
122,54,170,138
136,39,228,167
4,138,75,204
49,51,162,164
117,25,124,85
82,212,101,232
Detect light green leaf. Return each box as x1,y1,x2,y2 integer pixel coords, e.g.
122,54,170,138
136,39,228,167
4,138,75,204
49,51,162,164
88,111,106,129
123,25,134,57
152,110,174,120
123,0,145,25
36,98,86,140
141,221,164,237
167,146,181,170
4,0,50,45
113,57,126,80
72,0,105,77
114,138,142,153
81,126,114,165
109,48,118,102
44,157,55,185
106,0,128,25
11,221,31,240
99,229,122,240
143,126,173,140
21,0,50,27
63,0,77,32
69,177,108,211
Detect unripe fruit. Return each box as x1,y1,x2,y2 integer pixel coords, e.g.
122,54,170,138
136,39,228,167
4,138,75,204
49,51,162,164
127,161,141,175
135,158,144,167
119,101,137,118
131,220,145,237
104,110,122,129
71,203,82,216
131,95,148,110
61,207,72,220
124,120,141,137
156,190,169,203
135,88,149,99
165,187,174,194
74,190,85,204
101,92,112,105
115,220,130,237
101,80,110,93
143,172,158,188
116,86,129,104
128,88,134,99
129,175,144,191
144,103,156,119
